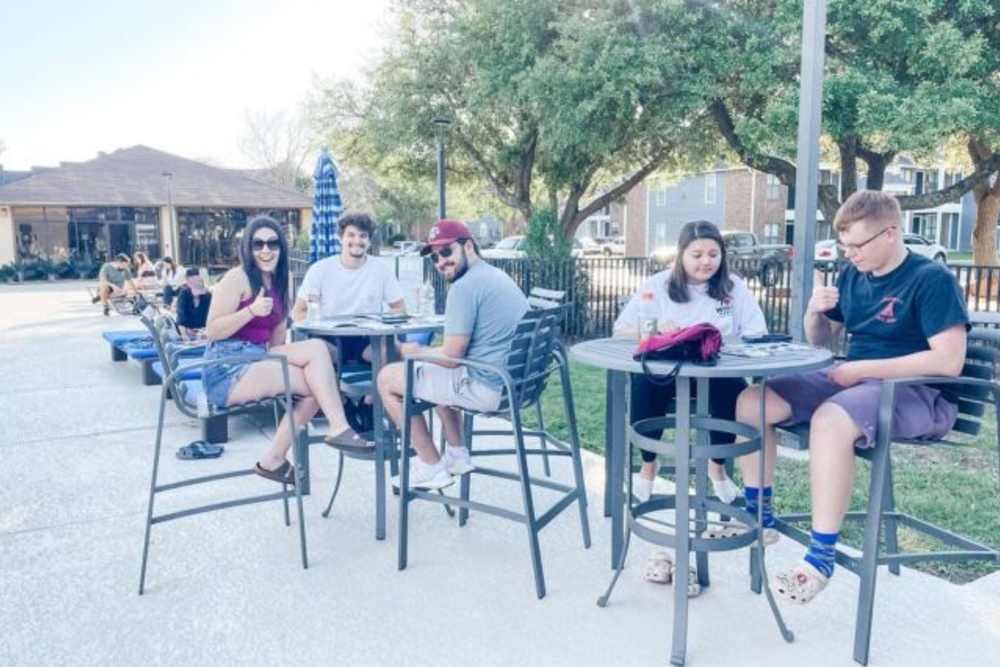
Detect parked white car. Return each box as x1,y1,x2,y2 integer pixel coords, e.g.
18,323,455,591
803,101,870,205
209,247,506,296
481,235,584,259
902,233,948,264
814,234,947,265
481,235,527,259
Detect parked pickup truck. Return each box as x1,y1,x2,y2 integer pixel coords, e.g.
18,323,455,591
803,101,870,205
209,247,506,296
652,231,792,286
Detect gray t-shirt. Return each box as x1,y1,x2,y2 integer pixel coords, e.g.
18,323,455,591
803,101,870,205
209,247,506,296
444,260,529,390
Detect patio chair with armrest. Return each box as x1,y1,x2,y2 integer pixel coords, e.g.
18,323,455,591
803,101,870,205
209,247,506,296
396,308,591,599
773,342,1000,665
136,310,310,594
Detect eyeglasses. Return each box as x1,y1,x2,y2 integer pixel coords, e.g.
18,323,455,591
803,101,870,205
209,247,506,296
836,226,894,254
251,238,281,252
430,239,467,264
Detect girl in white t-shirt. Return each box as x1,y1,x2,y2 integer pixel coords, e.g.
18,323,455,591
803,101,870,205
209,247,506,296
614,220,767,511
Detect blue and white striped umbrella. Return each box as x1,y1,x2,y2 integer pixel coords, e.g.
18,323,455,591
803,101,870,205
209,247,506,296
309,149,343,262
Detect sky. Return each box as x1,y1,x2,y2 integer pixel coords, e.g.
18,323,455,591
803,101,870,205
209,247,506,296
0,0,392,171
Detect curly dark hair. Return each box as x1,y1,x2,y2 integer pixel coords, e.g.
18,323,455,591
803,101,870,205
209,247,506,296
238,215,289,311
338,212,377,237
667,220,733,303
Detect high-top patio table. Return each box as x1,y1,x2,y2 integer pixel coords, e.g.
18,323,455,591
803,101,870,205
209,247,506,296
570,336,833,665
294,314,445,540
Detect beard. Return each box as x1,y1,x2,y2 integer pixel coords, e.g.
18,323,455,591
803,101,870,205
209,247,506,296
443,247,469,283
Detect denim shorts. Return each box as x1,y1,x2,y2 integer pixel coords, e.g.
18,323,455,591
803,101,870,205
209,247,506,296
202,340,268,408
767,367,958,449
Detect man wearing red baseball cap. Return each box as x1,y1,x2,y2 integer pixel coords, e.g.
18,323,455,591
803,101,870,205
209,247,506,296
378,219,529,489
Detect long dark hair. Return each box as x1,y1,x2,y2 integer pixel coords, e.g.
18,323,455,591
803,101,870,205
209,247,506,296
667,220,733,303
239,214,289,311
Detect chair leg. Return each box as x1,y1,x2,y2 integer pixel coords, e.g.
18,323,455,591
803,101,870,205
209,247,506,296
536,401,552,477
882,454,901,577
398,363,416,571
459,412,474,527
512,405,546,599
597,522,633,607
273,404,290,526
290,421,309,570
854,442,891,666
139,386,170,595
321,451,346,518
559,354,591,548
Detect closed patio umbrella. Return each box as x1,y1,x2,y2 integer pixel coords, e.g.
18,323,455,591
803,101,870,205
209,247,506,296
309,149,343,262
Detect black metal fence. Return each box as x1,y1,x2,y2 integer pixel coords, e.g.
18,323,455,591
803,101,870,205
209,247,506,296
289,249,1000,341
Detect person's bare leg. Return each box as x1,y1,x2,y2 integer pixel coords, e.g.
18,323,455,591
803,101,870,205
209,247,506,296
377,362,439,464
260,396,320,470
435,404,464,448
228,364,314,470
269,339,350,433
639,460,658,480
734,384,792,488
807,402,862,533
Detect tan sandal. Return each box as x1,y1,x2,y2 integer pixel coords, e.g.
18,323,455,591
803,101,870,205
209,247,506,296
773,562,829,604
643,550,673,584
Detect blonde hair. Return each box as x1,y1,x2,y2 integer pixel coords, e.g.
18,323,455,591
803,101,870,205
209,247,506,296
833,190,902,232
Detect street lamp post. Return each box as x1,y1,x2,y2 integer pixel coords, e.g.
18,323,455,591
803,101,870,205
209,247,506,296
432,116,452,219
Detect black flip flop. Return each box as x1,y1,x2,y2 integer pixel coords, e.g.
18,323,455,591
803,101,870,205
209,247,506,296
324,428,375,453
254,460,296,485
176,440,224,460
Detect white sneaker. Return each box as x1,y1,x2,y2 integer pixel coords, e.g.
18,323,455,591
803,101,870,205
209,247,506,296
442,445,475,475
710,475,740,504
633,475,655,503
392,459,454,491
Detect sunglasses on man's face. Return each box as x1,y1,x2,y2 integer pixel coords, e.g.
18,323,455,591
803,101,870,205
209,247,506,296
252,238,281,252
430,239,467,264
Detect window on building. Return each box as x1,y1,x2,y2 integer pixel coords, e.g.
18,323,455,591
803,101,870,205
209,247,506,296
763,222,782,244
704,173,717,205
655,188,667,207
766,174,781,200
926,170,940,193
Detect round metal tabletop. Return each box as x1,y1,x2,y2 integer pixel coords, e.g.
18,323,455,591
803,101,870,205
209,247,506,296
570,337,834,378
293,314,445,338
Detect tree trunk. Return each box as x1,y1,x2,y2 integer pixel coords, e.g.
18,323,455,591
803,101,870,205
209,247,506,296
968,137,1000,266
972,186,1000,266
838,136,858,199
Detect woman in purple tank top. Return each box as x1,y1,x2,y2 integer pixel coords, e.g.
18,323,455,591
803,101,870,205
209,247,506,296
204,215,371,485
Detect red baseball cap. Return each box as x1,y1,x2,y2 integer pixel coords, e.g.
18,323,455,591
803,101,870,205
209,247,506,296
420,219,473,256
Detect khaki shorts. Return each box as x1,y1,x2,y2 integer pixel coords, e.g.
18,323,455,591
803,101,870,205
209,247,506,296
412,362,503,413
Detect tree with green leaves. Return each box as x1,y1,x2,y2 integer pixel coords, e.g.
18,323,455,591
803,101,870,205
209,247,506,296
696,0,1000,261
311,0,718,241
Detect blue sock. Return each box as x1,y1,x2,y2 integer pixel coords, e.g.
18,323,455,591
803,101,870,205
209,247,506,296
744,486,774,528
804,530,838,579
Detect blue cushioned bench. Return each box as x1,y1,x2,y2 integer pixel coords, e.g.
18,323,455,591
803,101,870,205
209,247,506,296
102,330,151,362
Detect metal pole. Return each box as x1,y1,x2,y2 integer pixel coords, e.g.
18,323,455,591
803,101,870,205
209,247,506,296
436,136,446,219
789,0,827,342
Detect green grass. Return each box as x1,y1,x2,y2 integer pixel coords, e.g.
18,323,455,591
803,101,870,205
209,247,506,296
526,360,1000,583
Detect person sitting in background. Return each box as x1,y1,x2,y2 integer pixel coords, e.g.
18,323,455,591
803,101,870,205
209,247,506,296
133,251,158,291
613,220,767,506
291,213,405,367
175,267,211,340
203,215,371,486
157,256,185,308
94,253,138,316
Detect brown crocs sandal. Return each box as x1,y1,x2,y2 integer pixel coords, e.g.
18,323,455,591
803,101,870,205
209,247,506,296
773,562,829,604
324,428,375,453
254,460,295,485
643,550,674,584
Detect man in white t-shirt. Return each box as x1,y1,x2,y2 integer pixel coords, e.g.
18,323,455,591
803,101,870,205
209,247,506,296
292,213,405,363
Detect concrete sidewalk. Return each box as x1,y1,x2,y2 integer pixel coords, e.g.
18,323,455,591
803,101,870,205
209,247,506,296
1,281,998,667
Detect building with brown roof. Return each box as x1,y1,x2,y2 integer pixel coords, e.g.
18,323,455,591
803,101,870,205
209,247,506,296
0,145,312,268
